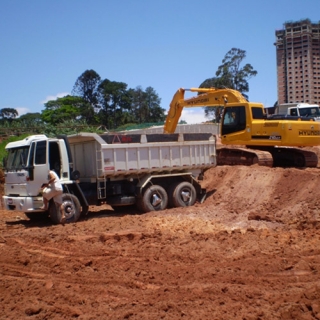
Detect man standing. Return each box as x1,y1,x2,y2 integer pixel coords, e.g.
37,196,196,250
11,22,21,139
40,170,66,224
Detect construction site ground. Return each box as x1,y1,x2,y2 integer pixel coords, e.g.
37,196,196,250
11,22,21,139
1,143,320,319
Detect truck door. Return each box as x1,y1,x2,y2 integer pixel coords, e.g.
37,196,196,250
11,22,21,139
27,140,50,196
48,141,61,177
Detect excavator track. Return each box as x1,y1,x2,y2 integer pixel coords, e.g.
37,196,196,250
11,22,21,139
268,147,318,168
217,146,318,168
217,147,274,167
297,149,319,167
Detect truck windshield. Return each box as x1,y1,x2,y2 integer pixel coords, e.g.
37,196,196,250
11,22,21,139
299,107,320,117
5,147,29,170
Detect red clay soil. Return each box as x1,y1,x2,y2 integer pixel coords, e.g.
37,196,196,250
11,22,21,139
1,147,320,319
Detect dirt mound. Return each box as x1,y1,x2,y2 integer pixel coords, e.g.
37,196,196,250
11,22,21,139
202,165,320,229
1,161,320,319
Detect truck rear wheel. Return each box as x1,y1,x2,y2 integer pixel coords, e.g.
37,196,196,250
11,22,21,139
169,181,197,207
140,185,168,213
49,194,81,224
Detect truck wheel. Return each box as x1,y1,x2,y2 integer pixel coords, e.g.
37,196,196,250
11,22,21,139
140,185,168,213
169,181,197,207
49,194,81,224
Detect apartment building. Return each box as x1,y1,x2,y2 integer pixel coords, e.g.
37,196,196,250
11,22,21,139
275,19,320,105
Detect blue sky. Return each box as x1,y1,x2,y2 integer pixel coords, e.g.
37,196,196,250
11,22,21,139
1,0,320,124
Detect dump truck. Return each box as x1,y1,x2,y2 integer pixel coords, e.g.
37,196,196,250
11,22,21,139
3,132,216,224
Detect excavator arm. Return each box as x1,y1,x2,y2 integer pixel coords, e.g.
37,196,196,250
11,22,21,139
164,87,248,134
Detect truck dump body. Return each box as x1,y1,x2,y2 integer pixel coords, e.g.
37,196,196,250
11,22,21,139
67,132,216,180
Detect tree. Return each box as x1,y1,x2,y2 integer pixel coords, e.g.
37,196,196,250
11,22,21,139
0,108,18,123
144,87,165,123
129,86,148,123
128,86,165,124
199,77,219,88
17,112,41,122
15,112,42,127
215,48,257,94
72,69,101,124
98,80,132,129
41,95,87,125
200,48,257,121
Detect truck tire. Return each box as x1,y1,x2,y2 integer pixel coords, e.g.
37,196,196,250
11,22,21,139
140,185,168,213
49,194,81,224
169,181,197,208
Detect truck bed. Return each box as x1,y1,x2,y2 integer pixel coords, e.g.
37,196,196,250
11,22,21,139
67,132,217,180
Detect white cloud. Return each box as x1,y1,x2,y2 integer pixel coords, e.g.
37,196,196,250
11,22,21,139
13,92,71,117
179,108,209,124
16,107,31,116
40,92,70,104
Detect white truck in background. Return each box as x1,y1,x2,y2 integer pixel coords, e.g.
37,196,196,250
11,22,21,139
275,103,320,121
2,132,216,224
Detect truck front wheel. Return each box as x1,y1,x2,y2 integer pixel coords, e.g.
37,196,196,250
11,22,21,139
140,185,168,213
49,194,81,224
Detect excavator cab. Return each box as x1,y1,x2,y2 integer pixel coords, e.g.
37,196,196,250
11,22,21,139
221,106,246,135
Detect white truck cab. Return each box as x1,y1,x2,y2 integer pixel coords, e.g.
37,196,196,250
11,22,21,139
3,134,72,212
277,103,320,121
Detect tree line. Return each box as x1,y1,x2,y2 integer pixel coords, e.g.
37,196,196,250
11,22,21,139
5,71,167,131
1,48,257,134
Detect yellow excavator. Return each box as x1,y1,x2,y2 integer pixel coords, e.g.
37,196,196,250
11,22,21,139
164,87,320,167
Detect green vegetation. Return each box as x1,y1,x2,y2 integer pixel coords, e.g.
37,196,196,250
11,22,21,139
199,48,257,122
0,72,167,133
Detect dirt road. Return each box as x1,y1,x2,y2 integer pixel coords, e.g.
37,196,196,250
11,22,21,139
1,155,320,319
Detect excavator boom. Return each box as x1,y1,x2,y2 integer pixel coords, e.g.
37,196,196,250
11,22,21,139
164,88,248,134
